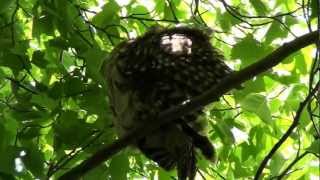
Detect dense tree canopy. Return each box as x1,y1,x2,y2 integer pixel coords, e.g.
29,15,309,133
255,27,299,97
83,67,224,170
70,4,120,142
0,0,319,179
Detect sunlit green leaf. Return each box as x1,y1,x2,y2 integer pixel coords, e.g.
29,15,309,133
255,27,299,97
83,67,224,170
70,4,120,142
270,153,286,176
158,168,174,180
212,121,235,145
92,0,120,27
218,10,241,32
265,21,288,44
249,0,268,15
240,94,272,123
231,35,268,66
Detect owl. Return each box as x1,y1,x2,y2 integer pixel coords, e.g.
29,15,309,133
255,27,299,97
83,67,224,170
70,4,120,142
105,26,233,180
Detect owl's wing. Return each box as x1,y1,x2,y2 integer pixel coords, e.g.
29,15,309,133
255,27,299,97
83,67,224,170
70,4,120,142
105,43,142,136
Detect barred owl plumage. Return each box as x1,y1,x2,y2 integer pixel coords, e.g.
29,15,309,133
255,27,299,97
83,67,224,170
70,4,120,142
105,26,233,180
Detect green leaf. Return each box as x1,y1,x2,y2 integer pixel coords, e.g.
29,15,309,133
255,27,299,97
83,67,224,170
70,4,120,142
53,0,77,35
158,168,174,180
83,48,107,82
277,0,296,11
155,1,165,14
212,121,235,145
0,146,25,175
231,35,268,66
109,153,129,180
269,153,286,175
265,21,288,44
284,15,298,26
266,70,300,85
54,110,93,148
311,0,319,19
32,51,48,68
48,81,64,99
11,40,30,56
249,126,267,150
131,5,149,15
83,164,108,180
22,144,45,178
249,0,268,15
0,53,25,72
0,0,14,13
234,77,266,102
79,87,108,118
239,142,257,162
31,93,58,110
0,38,13,49
282,84,308,112
164,2,178,21
92,0,120,27
240,94,272,123
19,127,42,140
92,1,122,44
283,50,301,64
48,38,69,50
0,124,16,177
0,124,10,149
294,52,307,74
269,99,282,114
68,35,91,52
218,10,241,32
63,77,86,96
0,172,15,180
233,162,251,177
61,53,76,70
32,15,55,38
306,139,320,155
11,110,48,123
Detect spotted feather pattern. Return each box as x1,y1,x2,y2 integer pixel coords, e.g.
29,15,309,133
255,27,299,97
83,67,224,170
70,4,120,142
105,27,234,180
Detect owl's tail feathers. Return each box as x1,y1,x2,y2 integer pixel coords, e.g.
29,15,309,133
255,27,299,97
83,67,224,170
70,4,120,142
138,135,196,180
179,121,216,162
176,142,196,180
138,146,176,170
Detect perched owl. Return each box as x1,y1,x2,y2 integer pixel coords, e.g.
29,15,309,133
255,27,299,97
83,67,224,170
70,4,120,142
105,26,233,180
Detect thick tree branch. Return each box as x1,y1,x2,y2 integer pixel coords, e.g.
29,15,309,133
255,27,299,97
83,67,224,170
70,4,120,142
58,31,318,180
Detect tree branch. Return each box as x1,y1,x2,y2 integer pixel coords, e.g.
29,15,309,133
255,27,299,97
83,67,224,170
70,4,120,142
276,151,309,179
254,82,320,180
58,31,318,180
